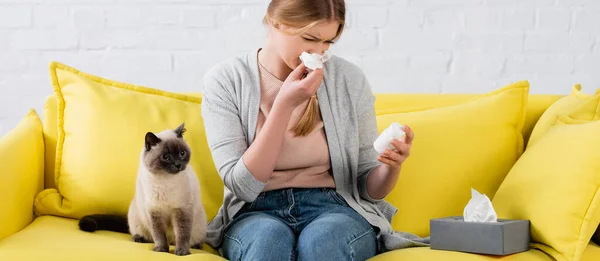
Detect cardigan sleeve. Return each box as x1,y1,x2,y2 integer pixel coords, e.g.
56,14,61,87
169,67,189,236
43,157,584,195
201,67,266,202
355,71,385,203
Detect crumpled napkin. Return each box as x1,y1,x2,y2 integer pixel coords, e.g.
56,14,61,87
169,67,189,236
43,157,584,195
300,50,332,70
463,188,498,222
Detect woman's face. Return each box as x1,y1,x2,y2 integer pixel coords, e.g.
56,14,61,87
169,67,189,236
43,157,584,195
271,20,340,70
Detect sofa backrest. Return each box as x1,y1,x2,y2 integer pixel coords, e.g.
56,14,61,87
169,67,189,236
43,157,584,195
41,93,563,189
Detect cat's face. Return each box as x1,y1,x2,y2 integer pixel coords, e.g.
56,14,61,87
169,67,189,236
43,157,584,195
143,123,191,175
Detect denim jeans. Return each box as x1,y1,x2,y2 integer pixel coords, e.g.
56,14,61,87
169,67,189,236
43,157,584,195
220,188,377,261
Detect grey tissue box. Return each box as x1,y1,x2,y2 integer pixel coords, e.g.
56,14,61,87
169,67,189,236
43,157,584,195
430,216,530,255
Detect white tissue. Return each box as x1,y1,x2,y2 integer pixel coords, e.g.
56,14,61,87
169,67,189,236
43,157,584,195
300,50,331,70
373,122,406,154
463,188,498,223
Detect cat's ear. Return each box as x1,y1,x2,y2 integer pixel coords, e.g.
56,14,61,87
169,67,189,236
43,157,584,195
174,122,186,138
145,132,161,151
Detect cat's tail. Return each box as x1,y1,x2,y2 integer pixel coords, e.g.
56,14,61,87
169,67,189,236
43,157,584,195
79,214,129,234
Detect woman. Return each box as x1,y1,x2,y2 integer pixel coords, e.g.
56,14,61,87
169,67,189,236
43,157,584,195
201,0,417,260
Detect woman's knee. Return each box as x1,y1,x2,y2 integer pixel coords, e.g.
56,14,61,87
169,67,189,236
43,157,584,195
297,212,376,261
347,227,377,261
221,213,296,261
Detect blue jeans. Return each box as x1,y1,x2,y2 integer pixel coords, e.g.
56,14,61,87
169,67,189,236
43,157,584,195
220,188,377,261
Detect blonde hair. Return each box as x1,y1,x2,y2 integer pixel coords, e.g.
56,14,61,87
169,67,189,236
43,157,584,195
263,0,346,137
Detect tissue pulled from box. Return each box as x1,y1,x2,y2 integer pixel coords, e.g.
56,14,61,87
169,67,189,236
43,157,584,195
463,188,498,222
300,50,331,70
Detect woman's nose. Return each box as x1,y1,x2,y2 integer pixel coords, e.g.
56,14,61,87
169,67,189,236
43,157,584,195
307,42,329,55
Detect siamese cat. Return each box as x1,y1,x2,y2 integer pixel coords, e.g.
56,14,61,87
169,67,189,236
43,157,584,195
79,123,207,256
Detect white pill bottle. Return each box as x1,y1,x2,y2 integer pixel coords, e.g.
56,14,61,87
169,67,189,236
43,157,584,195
373,122,406,154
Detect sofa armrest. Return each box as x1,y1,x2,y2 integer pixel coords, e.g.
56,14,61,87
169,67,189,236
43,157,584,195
0,109,45,240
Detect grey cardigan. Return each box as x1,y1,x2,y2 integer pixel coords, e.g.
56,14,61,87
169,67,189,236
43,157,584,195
200,49,430,252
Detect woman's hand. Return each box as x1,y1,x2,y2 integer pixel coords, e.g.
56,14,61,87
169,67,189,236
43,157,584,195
274,63,324,109
365,125,414,200
377,125,414,172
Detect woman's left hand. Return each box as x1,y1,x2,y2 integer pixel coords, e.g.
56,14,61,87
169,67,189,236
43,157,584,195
377,125,414,171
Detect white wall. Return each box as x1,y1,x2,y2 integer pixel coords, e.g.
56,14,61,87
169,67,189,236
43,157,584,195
0,0,599,135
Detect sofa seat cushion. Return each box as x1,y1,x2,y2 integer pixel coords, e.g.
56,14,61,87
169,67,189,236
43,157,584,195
370,246,553,261
0,216,224,261
583,242,600,260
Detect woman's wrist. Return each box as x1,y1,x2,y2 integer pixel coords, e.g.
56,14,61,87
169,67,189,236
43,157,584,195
386,163,401,176
365,163,403,200
272,97,297,115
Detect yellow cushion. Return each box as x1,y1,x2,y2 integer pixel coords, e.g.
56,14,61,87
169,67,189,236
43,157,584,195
377,81,529,237
34,62,224,222
43,95,59,189
492,94,600,261
369,246,553,261
0,110,44,240
0,216,223,260
527,84,598,148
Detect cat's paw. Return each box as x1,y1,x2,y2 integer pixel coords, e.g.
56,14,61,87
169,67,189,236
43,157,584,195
175,247,191,256
152,245,169,253
132,234,151,243
191,242,204,250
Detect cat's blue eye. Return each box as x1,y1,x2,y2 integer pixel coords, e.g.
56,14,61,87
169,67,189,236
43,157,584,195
162,154,170,161
180,150,186,157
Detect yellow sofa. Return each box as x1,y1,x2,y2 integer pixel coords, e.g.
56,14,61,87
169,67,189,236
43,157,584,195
0,63,599,261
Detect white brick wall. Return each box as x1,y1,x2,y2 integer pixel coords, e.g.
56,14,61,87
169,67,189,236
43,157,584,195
0,0,599,136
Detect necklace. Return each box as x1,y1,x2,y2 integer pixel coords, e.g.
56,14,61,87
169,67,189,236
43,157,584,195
257,56,284,83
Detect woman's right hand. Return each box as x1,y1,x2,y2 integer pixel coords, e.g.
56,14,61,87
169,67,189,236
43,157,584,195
275,63,324,109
